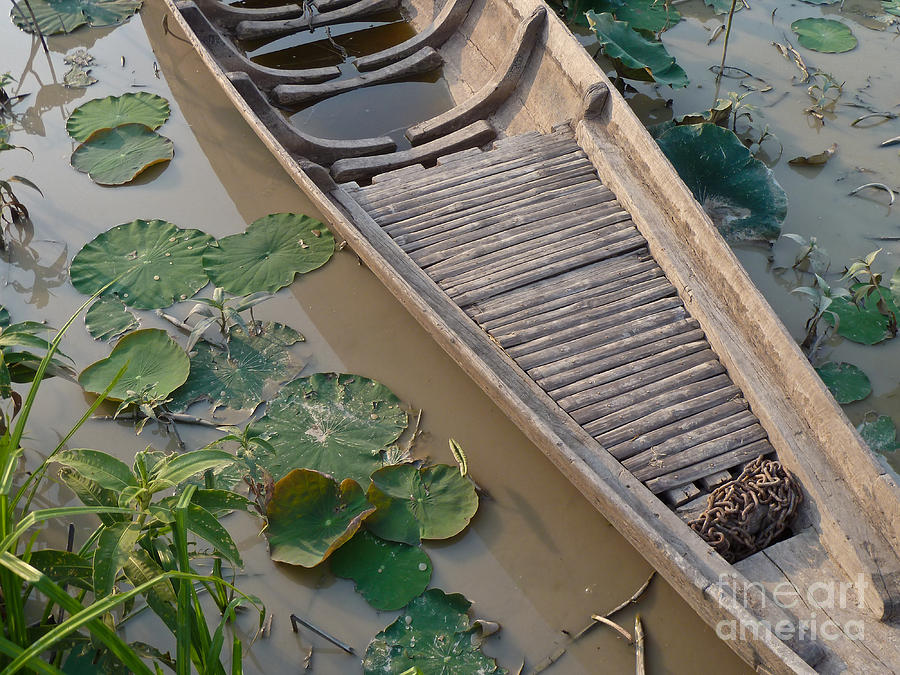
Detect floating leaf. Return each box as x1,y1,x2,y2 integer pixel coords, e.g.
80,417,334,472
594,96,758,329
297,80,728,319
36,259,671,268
64,48,94,66
823,285,900,345
330,530,432,610
583,0,681,32
67,93,170,142
78,329,190,401
656,123,787,242
586,11,688,88
11,0,142,35
791,18,857,53
857,415,898,453
264,469,375,567
70,219,213,309
169,322,304,413
202,213,334,295
63,65,97,88
84,296,139,341
703,0,743,14
885,0,900,16
815,362,871,404
366,464,478,545
789,143,837,167
71,124,173,186
363,589,505,675
246,373,408,485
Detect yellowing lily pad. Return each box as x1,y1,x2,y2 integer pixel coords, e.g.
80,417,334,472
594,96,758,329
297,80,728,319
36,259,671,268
71,123,173,186
67,93,170,142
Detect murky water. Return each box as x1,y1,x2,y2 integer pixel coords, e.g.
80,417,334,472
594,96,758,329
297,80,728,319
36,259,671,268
0,4,752,674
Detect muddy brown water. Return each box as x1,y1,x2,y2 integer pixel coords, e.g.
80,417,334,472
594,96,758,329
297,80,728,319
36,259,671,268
0,5,752,674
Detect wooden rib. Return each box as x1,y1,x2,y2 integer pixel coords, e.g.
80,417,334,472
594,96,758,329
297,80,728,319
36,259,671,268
189,0,308,29
646,441,775,494
623,411,760,474
178,2,340,89
405,7,547,144
604,399,750,461
235,0,400,41
354,0,475,70
330,121,497,182
273,48,443,107
567,360,726,425
226,72,395,164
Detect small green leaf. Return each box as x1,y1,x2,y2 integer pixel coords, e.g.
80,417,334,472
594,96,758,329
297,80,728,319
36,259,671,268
85,296,140,341
857,415,898,453
71,124,173,186
28,549,93,591
791,18,857,53
55,449,137,492
59,468,129,526
152,449,235,487
67,93,170,142
824,285,900,345
815,362,872,404
93,521,141,598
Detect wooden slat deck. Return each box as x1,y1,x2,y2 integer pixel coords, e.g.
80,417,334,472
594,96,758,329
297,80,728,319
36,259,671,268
344,124,777,508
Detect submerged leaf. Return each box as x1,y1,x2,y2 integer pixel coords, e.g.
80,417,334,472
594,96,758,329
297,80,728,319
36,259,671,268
656,123,787,242
67,92,170,142
246,373,408,485
169,322,304,413
366,463,479,545
704,0,743,14
363,589,505,675
85,296,139,341
71,124,173,186
78,329,190,401
814,361,871,404
823,285,900,345
330,530,432,610
70,219,213,309
788,143,837,167
265,469,375,567
857,415,898,453
202,213,334,295
11,0,142,35
791,18,857,53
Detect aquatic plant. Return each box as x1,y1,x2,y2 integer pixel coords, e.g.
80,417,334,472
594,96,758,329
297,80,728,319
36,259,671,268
814,361,871,404
791,273,848,355
84,295,140,341
857,414,899,453
67,92,170,141
791,18,857,54
179,286,275,351
10,0,142,35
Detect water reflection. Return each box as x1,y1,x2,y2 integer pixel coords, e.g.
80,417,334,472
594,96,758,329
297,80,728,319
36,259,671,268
2,219,68,309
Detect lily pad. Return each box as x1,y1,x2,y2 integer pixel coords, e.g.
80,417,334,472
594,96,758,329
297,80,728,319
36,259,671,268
71,124,173,186
70,219,213,310
814,362,871,404
791,18,857,53
11,0,141,35
586,11,688,88
823,285,900,345
246,373,408,485
885,0,900,16
857,415,898,453
264,469,375,567
202,213,334,295
330,530,432,610
704,0,743,13
84,296,139,341
169,322,304,414
78,329,189,401
656,123,787,242
67,93,170,142
363,589,505,675
583,0,681,32
366,464,478,545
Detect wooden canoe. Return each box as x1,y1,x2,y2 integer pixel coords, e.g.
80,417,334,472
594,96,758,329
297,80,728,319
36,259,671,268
160,0,900,671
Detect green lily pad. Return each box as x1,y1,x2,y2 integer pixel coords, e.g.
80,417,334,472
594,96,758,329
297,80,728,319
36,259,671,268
202,213,334,295
78,328,190,401
11,0,141,35
582,0,681,32
823,285,900,345
656,123,787,242
885,0,900,16
857,415,898,453
84,296,139,341
366,464,478,545
704,0,743,13
586,11,688,88
246,373,408,485
814,362,871,404
791,18,857,53
67,93,170,142
70,219,214,310
169,322,304,414
363,589,505,675
71,124,173,186
264,469,375,567
330,530,432,610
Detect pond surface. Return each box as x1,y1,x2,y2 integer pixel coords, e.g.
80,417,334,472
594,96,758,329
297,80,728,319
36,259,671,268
0,4,750,674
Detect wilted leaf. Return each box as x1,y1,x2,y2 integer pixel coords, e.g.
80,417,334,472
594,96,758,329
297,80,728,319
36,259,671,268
366,463,479,545
823,285,900,345
363,589,505,675
70,219,213,309
857,415,898,453
85,296,139,341
67,92,170,142
63,65,97,88
71,124,173,186
78,329,190,401
791,18,857,53
814,361,871,404
169,322,304,414
11,0,141,35
264,469,375,567
788,143,837,166
330,530,432,610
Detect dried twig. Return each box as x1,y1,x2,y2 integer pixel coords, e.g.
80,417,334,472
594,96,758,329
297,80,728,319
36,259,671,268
848,183,896,206
589,615,633,643
851,112,898,126
290,613,355,655
634,615,645,675
881,135,900,147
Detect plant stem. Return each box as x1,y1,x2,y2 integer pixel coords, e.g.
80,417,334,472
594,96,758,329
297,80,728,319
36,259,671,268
717,0,740,84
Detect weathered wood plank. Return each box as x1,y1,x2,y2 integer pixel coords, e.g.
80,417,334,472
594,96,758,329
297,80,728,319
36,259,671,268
663,483,701,507
699,470,733,491
274,48,443,107
235,0,400,40
406,7,546,144
330,121,497,182
646,440,774,494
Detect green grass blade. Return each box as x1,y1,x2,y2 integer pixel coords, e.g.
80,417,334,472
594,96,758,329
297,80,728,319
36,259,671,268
0,635,64,675
231,637,242,675
174,486,195,675
0,506,133,554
